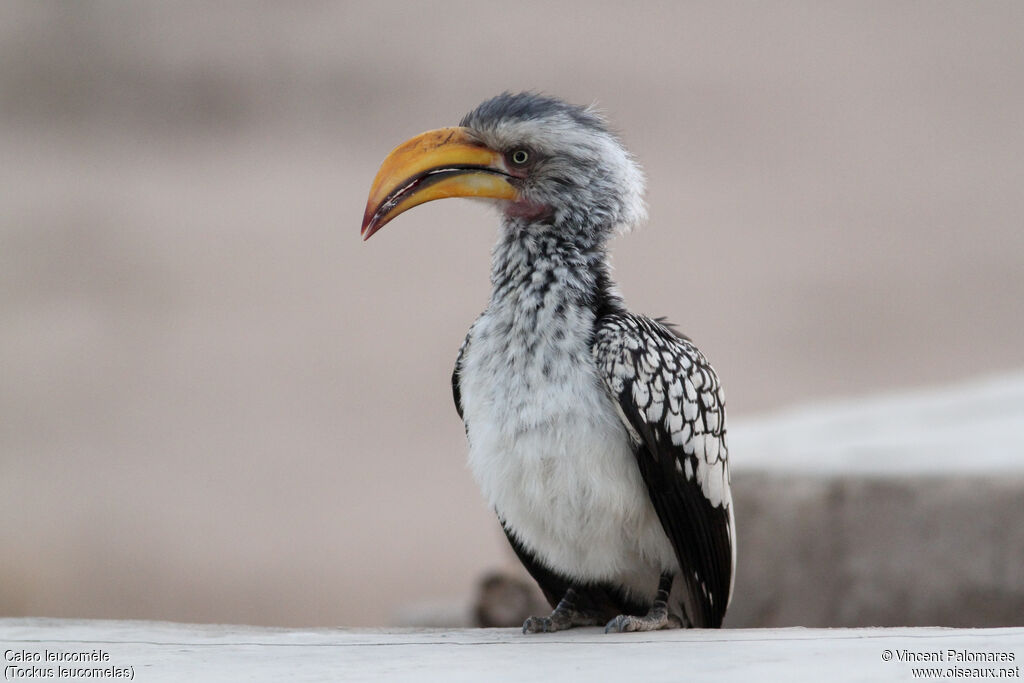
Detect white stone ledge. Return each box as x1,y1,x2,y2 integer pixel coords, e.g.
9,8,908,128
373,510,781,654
729,371,1024,475
2,619,1022,682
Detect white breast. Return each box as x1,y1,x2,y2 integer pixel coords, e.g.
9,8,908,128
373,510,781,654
458,298,679,597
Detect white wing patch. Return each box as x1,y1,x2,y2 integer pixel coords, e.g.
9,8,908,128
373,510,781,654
592,315,733,511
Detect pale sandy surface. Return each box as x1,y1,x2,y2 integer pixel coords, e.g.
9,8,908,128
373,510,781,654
2,619,1023,683
1,3,1023,627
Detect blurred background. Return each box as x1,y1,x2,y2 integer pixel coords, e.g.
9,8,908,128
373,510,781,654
2,2,1022,628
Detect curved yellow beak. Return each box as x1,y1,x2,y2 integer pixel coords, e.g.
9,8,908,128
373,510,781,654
361,127,518,240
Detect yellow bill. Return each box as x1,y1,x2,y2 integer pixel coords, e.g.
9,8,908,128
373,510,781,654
361,127,518,240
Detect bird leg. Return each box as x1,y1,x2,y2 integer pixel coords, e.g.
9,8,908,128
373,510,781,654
522,588,601,633
604,573,682,633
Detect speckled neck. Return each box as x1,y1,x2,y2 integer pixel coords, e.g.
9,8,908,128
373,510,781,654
488,217,621,320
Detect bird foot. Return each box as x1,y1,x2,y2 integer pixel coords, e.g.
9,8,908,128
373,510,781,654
522,589,600,634
604,571,682,633
522,609,600,634
604,611,682,633
522,615,565,633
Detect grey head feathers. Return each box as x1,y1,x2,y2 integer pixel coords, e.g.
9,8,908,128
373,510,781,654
460,92,609,134
459,92,648,239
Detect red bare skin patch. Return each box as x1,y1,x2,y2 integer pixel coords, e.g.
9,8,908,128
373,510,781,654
499,153,550,221
504,200,552,221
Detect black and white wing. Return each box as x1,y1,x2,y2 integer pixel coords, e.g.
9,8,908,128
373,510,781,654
593,313,735,628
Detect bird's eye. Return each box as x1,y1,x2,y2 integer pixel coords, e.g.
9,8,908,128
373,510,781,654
508,149,530,166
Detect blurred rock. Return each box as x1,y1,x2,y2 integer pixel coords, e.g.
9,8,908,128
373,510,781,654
473,572,549,628
726,474,1024,627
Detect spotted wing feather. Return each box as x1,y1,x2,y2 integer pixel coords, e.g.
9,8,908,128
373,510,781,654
593,313,735,628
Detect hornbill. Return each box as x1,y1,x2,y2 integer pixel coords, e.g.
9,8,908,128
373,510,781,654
361,93,735,632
